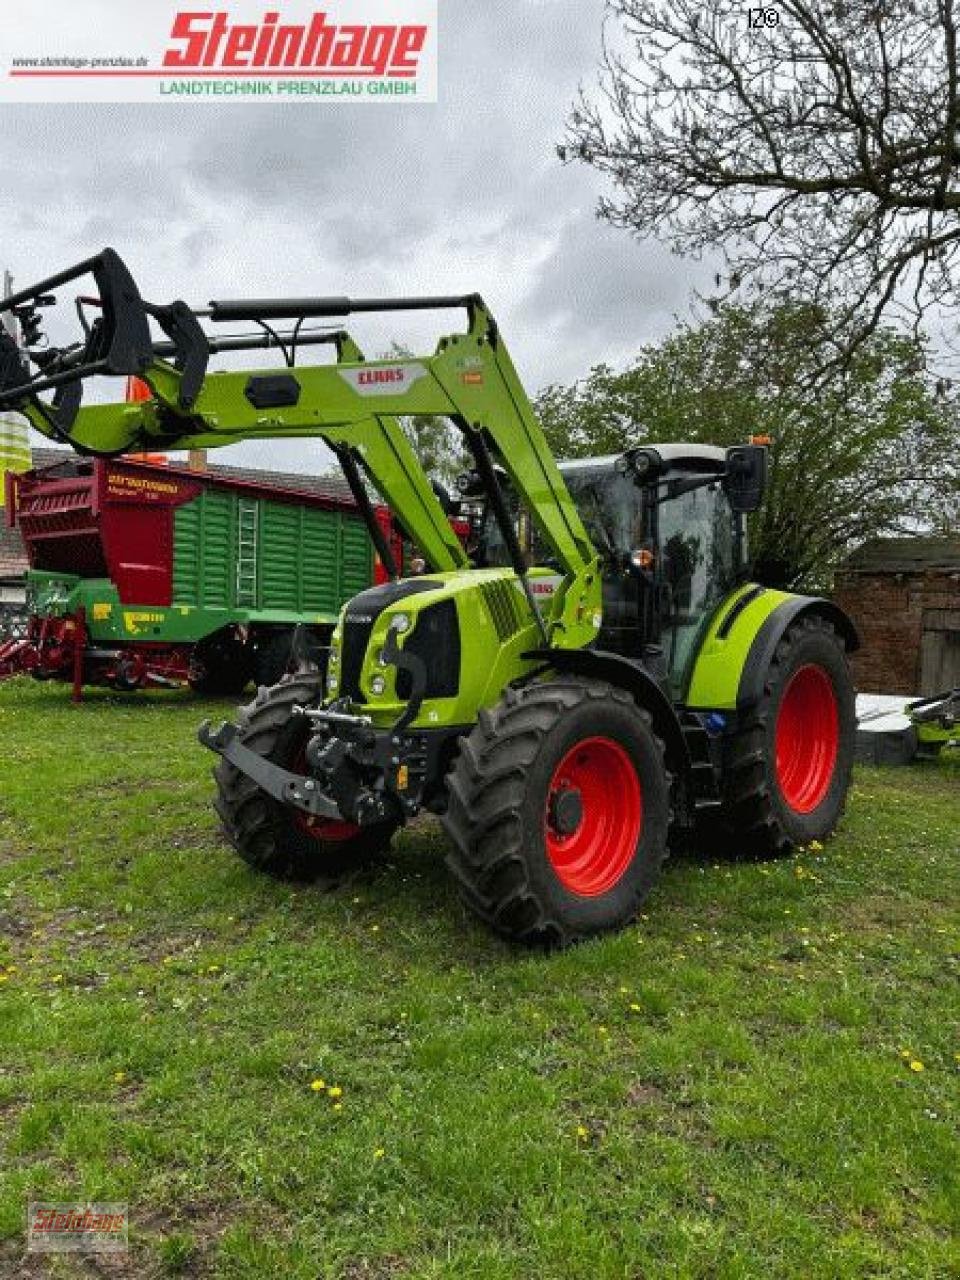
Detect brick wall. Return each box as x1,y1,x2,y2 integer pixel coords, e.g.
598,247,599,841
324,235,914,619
0,524,27,579
833,569,960,693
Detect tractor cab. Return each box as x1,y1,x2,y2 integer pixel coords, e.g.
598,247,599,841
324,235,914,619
474,443,766,699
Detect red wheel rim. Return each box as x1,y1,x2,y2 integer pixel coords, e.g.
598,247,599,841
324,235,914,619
291,745,360,844
295,813,362,843
775,664,840,814
544,736,643,897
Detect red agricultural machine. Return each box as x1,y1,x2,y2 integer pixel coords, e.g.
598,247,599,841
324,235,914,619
0,452,419,699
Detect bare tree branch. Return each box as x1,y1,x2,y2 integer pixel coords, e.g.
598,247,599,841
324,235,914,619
563,0,960,363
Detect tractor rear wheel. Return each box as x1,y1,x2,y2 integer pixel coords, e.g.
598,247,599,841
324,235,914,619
213,673,398,881
717,615,855,856
442,679,671,947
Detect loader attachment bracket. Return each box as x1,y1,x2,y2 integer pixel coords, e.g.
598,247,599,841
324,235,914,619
0,248,157,420
144,300,210,410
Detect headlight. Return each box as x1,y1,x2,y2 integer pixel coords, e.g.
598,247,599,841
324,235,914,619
392,613,411,634
370,675,386,696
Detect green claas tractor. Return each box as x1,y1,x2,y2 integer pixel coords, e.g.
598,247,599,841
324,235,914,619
0,250,859,946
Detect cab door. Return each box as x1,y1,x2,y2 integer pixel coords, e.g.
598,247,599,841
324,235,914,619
654,478,738,699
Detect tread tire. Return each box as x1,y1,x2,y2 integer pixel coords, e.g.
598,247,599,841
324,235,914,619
213,673,397,881
717,615,855,857
442,678,671,948
189,629,253,697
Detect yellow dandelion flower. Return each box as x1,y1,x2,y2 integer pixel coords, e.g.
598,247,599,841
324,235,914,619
629,1002,642,1013
900,1048,913,1059
0,974,8,984
809,840,824,852
598,1025,609,1037
332,1102,343,1112
374,1148,385,1160
909,1060,925,1073
310,1079,326,1092
328,1085,343,1098
207,964,221,974
113,1071,127,1084
576,1125,589,1139
52,973,64,984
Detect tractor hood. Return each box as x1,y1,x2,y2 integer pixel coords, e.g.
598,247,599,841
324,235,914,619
327,567,559,729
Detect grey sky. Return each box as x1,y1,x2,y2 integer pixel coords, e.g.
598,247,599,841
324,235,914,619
3,1,708,473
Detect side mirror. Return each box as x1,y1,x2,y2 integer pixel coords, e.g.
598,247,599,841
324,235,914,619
724,444,767,514
455,469,483,499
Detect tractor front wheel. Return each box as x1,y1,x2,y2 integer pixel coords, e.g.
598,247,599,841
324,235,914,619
213,674,398,881
717,615,855,856
442,679,671,947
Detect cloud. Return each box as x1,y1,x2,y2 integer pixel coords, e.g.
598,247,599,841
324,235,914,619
2,1,709,472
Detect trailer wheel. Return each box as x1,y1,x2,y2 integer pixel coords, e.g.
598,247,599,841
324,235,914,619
716,615,855,856
442,679,671,947
189,628,253,696
251,627,296,688
213,673,397,881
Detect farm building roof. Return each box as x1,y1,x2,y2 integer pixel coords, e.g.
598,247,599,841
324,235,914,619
30,447,355,504
843,537,960,574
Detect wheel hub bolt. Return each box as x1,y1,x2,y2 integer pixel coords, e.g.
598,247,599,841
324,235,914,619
549,788,583,837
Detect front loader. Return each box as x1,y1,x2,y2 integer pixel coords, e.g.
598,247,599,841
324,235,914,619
0,250,859,946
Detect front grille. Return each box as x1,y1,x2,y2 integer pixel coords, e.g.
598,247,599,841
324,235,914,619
340,617,373,702
480,579,523,642
396,600,461,700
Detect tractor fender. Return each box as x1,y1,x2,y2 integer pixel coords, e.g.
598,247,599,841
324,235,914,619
736,596,859,711
523,646,690,776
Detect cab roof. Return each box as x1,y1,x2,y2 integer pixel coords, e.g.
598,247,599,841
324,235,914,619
559,443,728,476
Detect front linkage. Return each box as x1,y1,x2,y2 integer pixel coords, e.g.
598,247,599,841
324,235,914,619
200,693,462,834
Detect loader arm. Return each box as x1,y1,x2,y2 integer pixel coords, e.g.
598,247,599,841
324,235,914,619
0,249,601,647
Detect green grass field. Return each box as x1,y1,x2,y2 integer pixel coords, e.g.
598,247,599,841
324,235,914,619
0,679,958,1279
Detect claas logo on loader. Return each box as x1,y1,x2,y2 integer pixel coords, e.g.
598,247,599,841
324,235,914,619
358,368,406,386
163,11,428,77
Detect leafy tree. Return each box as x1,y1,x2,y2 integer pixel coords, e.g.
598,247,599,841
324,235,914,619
563,1,960,361
535,302,960,587
387,342,470,489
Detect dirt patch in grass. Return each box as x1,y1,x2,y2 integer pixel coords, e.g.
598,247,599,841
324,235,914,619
625,1080,667,1106
340,1255,410,1280
0,1242,155,1280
